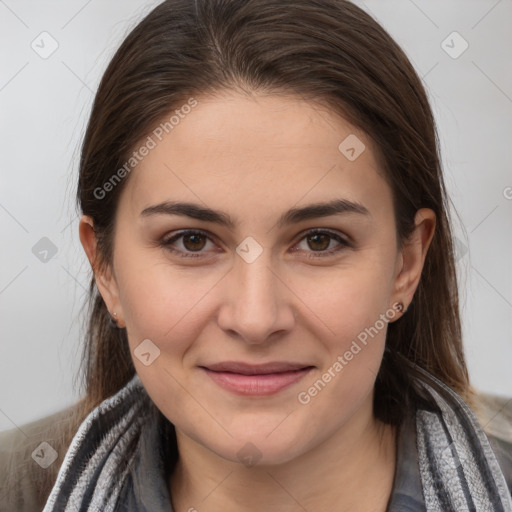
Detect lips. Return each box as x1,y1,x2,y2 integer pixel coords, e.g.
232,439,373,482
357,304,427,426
200,361,314,396
203,361,311,375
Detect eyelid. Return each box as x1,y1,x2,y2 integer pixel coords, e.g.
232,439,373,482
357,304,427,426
161,228,217,245
292,227,351,246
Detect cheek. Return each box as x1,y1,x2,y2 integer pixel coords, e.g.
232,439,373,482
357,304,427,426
292,252,395,405
114,253,223,430
114,244,222,355
295,255,395,344
296,287,391,429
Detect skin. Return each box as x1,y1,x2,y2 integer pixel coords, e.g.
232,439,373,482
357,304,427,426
80,90,436,512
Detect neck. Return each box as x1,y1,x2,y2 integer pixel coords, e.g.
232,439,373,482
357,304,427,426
169,401,397,512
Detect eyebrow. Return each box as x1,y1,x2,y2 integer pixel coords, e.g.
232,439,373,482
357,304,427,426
140,199,370,228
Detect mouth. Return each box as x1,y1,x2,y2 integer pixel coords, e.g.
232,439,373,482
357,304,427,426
199,361,315,396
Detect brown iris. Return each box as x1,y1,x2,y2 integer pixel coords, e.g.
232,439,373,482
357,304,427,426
307,233,331,251
182,233,207,251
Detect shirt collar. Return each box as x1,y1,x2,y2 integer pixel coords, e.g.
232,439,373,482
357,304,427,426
386,409,426,511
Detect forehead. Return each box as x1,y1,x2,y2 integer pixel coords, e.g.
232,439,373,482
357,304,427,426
141,92,365,163
120,92,390,220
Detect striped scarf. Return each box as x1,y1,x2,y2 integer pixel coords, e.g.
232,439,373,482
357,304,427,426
414,365,512,511
42,369,512,511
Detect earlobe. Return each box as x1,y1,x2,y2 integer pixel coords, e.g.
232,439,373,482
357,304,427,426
391,208,436,314
78,215,125,327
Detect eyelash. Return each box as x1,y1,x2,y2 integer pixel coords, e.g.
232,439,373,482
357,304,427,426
160,228,351,259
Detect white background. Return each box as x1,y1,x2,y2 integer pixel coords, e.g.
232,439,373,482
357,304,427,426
1,0,511,432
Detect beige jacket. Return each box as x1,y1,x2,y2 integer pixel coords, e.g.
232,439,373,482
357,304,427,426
0,405,77,511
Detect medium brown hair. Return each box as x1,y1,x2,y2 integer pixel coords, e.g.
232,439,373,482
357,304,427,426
36,0,471,504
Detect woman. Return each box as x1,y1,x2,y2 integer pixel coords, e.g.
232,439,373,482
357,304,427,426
1,0,511,510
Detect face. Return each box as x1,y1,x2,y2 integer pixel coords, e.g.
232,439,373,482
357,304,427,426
82,91,434,466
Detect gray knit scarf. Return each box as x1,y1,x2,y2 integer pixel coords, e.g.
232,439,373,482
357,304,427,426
42,367,512,512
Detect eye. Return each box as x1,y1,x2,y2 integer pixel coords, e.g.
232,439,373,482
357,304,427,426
160,228,351,260
160,230,218,258
292,229,351,258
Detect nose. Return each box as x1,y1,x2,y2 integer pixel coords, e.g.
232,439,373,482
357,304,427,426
216,250,296,345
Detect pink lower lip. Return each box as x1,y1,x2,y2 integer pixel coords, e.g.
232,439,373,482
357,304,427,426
201,367,313,396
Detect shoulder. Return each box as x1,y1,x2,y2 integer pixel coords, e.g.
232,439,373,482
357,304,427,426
474,391,512,496
475,391,512,442
0,405,78,512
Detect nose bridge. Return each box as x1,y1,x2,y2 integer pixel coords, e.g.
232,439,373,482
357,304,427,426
238,250,275,309
218,244,294,342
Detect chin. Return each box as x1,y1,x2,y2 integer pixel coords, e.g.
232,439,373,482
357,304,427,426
225,437,305,468
206,419,312,467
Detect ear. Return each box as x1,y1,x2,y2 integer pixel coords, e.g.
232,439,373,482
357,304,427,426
390,208,436,317
79,215,125,328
